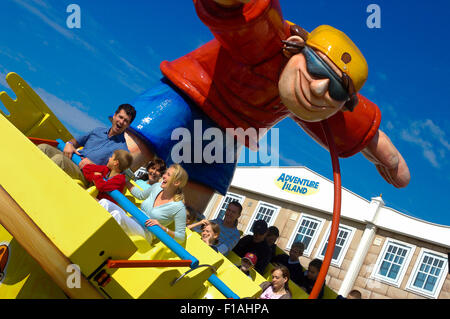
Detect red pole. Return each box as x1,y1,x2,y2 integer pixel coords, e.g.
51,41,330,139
107,259,192,268
308,120,342,299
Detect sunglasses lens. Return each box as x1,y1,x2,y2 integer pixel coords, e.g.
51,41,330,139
303,47,349,102
328,80,349,101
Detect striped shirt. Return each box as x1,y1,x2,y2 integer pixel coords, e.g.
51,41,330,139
210,218,241,256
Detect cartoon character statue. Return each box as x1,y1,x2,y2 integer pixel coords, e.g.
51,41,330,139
124,0,410,215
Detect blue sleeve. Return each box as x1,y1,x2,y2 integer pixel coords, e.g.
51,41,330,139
131,182,155,200
219,230,241,256
173,205,187,243
217,243,229,255
76,129,93,147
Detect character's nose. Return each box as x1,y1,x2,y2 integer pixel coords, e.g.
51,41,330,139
310,78,330,97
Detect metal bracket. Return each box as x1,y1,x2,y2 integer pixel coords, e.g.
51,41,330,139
170,264,216,286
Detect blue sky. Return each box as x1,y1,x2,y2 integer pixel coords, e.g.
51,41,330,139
0,0,449,226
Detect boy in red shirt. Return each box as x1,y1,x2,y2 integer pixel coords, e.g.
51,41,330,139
82,149,133,204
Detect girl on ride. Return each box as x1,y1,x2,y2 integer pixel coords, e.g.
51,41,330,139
200,221,221,252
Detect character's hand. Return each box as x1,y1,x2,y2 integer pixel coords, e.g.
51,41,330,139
145,219,161,228
361,130,410,188
79,157,93,169
94,172,102,176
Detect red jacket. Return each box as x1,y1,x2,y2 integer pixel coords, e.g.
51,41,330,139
82,164,126,204
161,0,380,157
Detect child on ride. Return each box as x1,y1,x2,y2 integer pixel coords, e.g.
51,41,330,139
200,221,221,252
82,149,133,205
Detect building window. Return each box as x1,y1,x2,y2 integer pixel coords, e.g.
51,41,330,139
406,249,448,299
371,238,415,287
213,192,245,220
244,201,281,235
315,224,355,267
287,214,325,257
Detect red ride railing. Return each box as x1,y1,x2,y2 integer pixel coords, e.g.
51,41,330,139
308,119,342,299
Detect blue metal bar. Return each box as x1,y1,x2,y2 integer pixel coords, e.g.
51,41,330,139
208,274,240,299
56,139,239,298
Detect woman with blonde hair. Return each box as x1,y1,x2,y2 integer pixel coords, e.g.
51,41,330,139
101,164,188,243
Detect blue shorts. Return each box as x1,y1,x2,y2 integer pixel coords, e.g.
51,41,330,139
128,78,239,195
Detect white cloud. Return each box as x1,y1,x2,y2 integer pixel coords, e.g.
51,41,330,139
278,153,303,166
400,119,449,168
385,120,394,131
423,149,439,168
0,71,8,88
422,119,450,151
118,56,150,80
35,87,106,134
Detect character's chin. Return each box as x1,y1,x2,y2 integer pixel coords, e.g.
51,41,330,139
281,96,325,122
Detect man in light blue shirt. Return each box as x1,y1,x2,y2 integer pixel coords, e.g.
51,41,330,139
38,104,136,184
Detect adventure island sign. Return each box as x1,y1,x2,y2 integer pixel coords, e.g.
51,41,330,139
275,173,320,196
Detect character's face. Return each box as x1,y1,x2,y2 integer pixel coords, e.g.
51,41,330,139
111,109,132,136
271,269,288,290
147,165,162,185
279,36,348,122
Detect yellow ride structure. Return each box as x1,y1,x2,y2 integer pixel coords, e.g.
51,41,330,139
0,72,337,299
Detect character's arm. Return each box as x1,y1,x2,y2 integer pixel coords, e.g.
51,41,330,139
194,0,287,65
291,94,410,188
361,130,410,188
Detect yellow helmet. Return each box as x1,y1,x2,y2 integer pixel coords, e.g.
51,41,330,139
306,25,368,92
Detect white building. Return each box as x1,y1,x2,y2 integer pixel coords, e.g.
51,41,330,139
203,166,450,299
